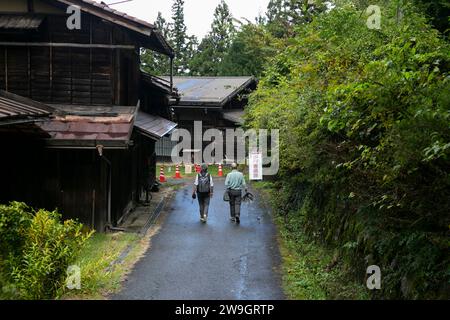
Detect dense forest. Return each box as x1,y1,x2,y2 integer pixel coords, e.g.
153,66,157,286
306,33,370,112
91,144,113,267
143,0,450,299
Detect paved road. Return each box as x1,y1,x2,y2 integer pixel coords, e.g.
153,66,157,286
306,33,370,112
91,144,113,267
113,180,284,300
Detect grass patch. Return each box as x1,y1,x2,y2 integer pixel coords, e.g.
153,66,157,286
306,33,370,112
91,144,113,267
61,232,144,300
277,215,369,300
253,181,369,300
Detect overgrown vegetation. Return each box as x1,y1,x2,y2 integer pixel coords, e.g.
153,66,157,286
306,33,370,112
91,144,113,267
256,182,369,299
246,1,450,299
0,202,92,300
0,202,149,300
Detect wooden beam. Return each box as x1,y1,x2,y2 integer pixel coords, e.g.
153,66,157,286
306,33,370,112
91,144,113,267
90,15,93,105
116,49,121,104
110,24,114,105
70,46,73,104
27,47,31,98
50,46,53,103
27,0,34,13
43,139,131,149
4,48,8,91
0,42,136,50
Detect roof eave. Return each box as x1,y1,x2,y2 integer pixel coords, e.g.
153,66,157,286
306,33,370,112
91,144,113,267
218,76,257,107
54,0,174,56
43,139,132,149
171,103,223,109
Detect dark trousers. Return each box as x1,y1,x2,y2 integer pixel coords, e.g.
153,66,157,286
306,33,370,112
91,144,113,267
228,189,242,218
197,192,210,218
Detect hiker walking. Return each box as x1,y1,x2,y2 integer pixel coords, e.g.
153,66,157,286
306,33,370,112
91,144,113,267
225,163,247,224
192,164,214,223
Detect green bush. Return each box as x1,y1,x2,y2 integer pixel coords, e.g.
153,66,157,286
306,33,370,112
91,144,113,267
0,202,92,300
0,202,32,260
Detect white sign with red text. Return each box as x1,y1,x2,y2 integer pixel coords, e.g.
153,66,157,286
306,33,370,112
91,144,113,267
249,152,263,181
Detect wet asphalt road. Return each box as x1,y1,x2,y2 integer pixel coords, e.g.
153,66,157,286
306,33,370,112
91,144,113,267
113,180,284,300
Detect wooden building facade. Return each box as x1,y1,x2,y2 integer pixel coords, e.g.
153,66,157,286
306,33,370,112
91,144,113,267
0,0,177,231
157,76,257,163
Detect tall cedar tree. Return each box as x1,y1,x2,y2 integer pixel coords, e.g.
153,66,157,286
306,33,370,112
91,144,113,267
190,0,235,76
171,0,187,74
141,12,171,75
140,1,197,76
171,0,198,75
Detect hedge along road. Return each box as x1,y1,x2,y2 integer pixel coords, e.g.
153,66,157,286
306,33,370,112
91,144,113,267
112,179,285,300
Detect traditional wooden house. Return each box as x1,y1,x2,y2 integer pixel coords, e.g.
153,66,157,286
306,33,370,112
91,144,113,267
0,0,178,231
156,76,257,163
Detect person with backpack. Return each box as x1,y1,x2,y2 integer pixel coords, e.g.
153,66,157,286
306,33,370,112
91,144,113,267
224,163,247,224
192,164,214,223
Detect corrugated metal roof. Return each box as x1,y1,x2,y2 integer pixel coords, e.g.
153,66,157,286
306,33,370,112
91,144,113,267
37,104,136,148
0,15,44,29
135,111,177,140
141,72,177,96
0,90,54,126
165,76,256,107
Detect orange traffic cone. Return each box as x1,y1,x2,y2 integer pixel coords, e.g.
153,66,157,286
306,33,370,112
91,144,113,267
195,164,200,173
159,166,166,183
218,164,223,177
175,164,182,179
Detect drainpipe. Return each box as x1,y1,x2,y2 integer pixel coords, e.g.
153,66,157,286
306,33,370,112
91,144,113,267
96,145,112,231
170,56,173,92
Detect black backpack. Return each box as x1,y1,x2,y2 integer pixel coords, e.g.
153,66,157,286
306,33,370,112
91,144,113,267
197,173,211,193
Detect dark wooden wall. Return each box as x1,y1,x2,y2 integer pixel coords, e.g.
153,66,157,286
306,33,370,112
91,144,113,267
108,134,156,225
0,140,109,231
175,110,235,131
140,86,170,118
0,13,140,106
0,136,158,231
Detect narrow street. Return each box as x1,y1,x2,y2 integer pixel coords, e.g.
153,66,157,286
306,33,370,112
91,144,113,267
112,180,284,300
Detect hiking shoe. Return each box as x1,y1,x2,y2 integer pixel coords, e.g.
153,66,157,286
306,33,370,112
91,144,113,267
200,217,206,223
230,217,236,222
236,217,240,224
